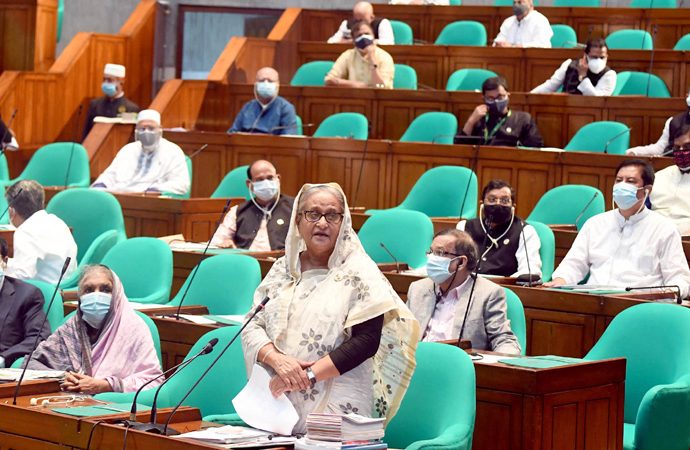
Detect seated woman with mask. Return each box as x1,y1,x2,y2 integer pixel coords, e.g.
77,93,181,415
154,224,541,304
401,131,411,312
26,265,163,394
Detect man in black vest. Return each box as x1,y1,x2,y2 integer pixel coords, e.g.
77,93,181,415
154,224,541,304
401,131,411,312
211,160,294,251
627,89,690,156
327,1,394,45
456,180,543,278
531,38,617,96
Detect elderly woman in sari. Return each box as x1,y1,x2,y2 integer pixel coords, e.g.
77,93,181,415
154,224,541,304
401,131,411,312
26,265,163,394
243,183,420,433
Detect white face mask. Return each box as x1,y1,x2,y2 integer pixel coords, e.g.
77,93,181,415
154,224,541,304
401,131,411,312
251,179,280,202
587,56,607,75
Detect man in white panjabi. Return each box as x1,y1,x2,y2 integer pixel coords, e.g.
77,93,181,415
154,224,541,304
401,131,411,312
650,127,690,235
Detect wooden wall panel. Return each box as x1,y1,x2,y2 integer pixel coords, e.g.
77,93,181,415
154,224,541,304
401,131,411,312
0,0,57,72
33,0,58,71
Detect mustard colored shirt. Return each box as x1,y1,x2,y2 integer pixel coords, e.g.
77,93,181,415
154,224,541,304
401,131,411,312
325,47,395,89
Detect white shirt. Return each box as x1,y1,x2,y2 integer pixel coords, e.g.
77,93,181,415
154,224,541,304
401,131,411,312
552,208,690,298
389,0,450,4
2,137,18,150
650,166,690,235
92,137,190,195
422,276,472,342
457,220,542,277
211,205,271,252
626,116,671,156
327,19,395,45
531,59,617,96
493,10,552,48
6,210,78,284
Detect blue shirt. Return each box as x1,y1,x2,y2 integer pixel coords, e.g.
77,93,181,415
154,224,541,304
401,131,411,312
228,96,297,135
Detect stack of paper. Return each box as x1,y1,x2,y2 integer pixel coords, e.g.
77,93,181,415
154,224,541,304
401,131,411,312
301,413,386,449
171,425,270,444
0,368,64,382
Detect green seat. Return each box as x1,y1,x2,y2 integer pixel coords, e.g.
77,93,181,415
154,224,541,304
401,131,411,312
553,0,600,5
385,342,475,450
673,33,690,50
367,166,478,219
400,112,457,144
564,121,630,154
101,238,173,304
0,191,8,225
435,21,487,46
525,220,555,282
95,326,247,417
59,230,121,290
584,303,690,450
495,0,538,4
394,64,418,90
446,68,498,91
165,254,261,314
391,20,414,45
295,115,303,135
527,185,605,230
290,61,334,87
313,112,368,140
0,153,9,183
24,279,64,333
503,287,526,355
630,0,675,7
358,209,433,269
5,142,90,188
211,165,250,200
449,0,461,4
551,24,578,48
606,30,653,50
613,71,671,97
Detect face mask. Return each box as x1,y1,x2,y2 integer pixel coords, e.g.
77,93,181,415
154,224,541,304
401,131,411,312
136,129,161,152
355,34,374,50
252,179,279,202
673,148,690,172
426,254,459,284
486,98,509,116
255,81,277,100
512,3,529,16
587,57,607,74
483,204,513,224
79,292,112,329
101,82,117,97
612,182,643,210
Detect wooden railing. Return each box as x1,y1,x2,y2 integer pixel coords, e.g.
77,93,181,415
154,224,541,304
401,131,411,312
0,0,58,72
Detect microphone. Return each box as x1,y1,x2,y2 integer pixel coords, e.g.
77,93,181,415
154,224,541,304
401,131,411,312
625,285,682,304
379,242,401,273
0,187,23,222
63,104,84,188
12,257,72,405
574,191,600,228
456,273,479,347
518,221,536,287
173,197,234,320
123,337,218,433
142,142,208,195
269,123,314,134
352,122,372,208
603,127,631,154
645,25,658,97
0,108,18,151
162,296,270,435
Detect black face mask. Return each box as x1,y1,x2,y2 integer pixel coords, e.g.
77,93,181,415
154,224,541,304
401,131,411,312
484,204,513,224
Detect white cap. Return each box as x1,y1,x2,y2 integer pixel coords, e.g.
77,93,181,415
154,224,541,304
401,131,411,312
137,109,161,125
104,63,126,78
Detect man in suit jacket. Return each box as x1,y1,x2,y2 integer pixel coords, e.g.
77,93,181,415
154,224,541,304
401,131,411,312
407,229,521,354
0,238,50,367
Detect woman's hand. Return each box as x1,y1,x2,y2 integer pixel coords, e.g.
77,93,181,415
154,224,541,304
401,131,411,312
265,352,313,392
269,375,291,397
61,372,111,394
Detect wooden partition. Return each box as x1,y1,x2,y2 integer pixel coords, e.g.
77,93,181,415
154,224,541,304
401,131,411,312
0,0,58,73
0,0,157,176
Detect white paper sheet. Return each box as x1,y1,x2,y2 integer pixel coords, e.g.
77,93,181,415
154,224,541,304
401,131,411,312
232,364,299,436
177,314,217,325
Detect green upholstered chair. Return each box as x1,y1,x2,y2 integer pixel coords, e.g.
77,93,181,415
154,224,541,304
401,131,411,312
0,153,9,184
673,33,690,50
367,166,478,219
563,121,630,154
165,254,261,314
435,21,487,46
630,0,675,7
527,185,605,230
290,61,334,87
58,230,121,290
391,20,414,45
5,143,90,188
313,112,368,140
24,279,64,333
358,209,433,269
551,24,578,48
495,0,539,4
0,189,8,225
385,342,476,450
553,0,600,5
295,115,304,135
606,30,654,50
449,0,462,4
96,326,247,417
394,64,418,90
503,287,526,355
100,238,173,304
446,68,498,91
211,165,250,200
400,112,458,144
584,303,690,450
526,220,555,282
613,71,671,98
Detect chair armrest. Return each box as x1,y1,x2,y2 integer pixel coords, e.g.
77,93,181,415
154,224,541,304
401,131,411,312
405,423,473,450
633,374,690,450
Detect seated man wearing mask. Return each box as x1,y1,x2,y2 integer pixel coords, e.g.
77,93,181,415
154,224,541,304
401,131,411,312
460,77,544,147
407,229,521,354
650,126,690,235
83,63,140,139
531,38,616,96
211,160,293,250
0,116,18,150
493,0,552,48
92,109,190,195
325,21,395,89
228,67,297,135
545,159,690,298
627,89,690,156
328,1,394,45
456,180,542,279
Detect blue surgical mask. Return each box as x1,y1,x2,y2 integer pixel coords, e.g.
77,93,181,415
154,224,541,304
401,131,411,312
255,81,278,100
612,182,643,210
101,82,117,97
79,292,112,329
252,179,279,202
426,254,458,284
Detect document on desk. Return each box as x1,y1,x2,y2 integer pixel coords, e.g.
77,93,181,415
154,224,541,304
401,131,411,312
233,364,299,436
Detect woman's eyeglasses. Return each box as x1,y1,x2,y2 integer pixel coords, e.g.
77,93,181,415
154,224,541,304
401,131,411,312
301,210,344,224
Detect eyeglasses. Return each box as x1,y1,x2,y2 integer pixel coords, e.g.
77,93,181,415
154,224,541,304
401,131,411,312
484,95,508,104
301,210,344,224
673,144,690,152
427,249,460,258
484,196,512,206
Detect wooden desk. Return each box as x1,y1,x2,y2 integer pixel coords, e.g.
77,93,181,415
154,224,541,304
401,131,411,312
63,302,208,316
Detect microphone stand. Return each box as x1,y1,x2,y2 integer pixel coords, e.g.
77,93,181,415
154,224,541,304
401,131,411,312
574,191,599,229
0,188,24,222
63,105,83,188
625,285,682,304
379,242,401,273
